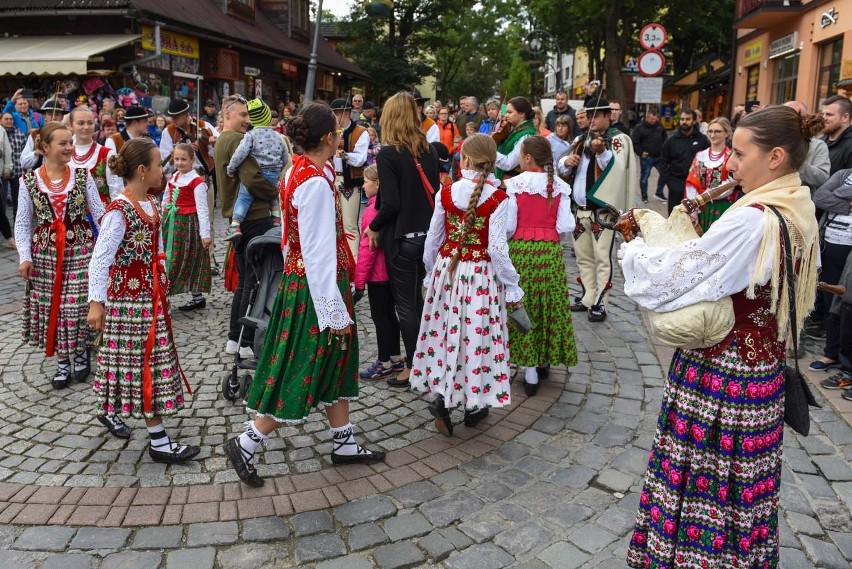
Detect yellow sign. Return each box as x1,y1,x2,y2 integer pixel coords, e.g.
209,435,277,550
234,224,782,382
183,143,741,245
743,40,763,65
842,59,852,80
142,26,200,59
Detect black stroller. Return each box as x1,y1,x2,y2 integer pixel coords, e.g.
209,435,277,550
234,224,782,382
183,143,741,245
221,227,284,402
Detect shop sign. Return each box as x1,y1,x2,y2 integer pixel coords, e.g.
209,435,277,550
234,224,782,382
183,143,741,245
635,76,663,104
769,32,798,59
281,59,298,79
820,7,838,28
142,26,199,59
743,40,763,65
842,59,852,80
244,66,261,76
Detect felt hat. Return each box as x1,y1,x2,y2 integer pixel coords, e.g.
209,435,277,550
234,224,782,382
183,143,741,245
583,98,612,113
411,90,429,105
40,98,66,113
124,105,151,122
167,98,190,116
330,98,351,111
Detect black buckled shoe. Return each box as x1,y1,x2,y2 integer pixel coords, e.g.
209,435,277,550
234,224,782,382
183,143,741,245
588,304,607,322
536,365,550,379
463,407,489,428
223,437,265,487
97,416,132,439
571,301,588,312
428,397,453,437
149,442,201,464
179,297,207,312
524,381,540,396
387,376,411,388
330,449,386,465
74,350,91,382
52,360,72,390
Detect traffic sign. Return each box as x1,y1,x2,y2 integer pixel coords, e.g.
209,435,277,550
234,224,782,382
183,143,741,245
639,23,667,50
638,50,666,77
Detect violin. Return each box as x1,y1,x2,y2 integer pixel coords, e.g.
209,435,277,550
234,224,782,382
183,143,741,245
490,117,511,144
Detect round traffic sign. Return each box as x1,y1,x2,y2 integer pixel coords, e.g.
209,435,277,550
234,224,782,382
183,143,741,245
638,50,666,77
639,23,667,50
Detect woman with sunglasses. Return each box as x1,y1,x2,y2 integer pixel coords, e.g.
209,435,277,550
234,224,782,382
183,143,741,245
684,117,735,233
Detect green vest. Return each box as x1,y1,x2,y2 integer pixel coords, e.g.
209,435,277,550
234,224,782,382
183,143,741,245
496,120,536,179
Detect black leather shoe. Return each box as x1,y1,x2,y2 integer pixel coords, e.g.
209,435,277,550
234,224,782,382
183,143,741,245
149,443,201,464
52,362,71,390
428,397,453,437
179,297,207,311
536,365,550,379
589,305,607,322
387,377,411,388
331,449,386,465
223,437,264,487
74,350,91,382
97,416,132,439
571,302,588,312
463,408,489,428
524,381,540,396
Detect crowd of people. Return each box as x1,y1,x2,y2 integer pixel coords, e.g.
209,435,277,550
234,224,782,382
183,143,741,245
3,78,852,569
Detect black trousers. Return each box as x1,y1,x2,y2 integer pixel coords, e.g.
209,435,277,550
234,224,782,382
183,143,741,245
387,240,426,368
815,241,852,325
367,282,401,362
0,179,11,240
228,216,275,344
667,178,685,215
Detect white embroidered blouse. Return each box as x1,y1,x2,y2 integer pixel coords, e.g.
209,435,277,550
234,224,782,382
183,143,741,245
161,170,211,239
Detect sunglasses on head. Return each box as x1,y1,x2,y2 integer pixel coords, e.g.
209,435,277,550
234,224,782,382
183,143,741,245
223,95,247,110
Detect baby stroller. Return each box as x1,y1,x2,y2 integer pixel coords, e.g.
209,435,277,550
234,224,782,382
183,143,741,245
221,227,283,402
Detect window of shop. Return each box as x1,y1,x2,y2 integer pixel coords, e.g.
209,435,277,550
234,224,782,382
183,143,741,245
816,37,843,105
745,65,759,101
292,0,310,32
772,53,799,104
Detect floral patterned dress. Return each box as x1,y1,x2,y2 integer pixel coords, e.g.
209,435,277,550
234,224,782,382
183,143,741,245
161,170,211,294
685,147,735,234
411,174,523,411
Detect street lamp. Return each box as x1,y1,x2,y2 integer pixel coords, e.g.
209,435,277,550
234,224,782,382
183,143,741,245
304,0,324,104
526,29,561,92
538,62,558,96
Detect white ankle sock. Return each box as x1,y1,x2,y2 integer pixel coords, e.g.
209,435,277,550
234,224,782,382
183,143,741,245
147,423,186,453
237,421,268,464
331,423,373,457
524,367,539,385
73,351,89,372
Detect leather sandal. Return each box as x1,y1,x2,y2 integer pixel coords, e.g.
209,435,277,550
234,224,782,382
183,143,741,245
97,415,132,439
149,442,200,464
223,437,264,487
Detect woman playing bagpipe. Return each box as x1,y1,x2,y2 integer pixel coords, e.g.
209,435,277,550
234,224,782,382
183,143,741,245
619,106,822,569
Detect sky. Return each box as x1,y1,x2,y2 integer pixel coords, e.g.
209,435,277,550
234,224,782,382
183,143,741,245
322,0,352,18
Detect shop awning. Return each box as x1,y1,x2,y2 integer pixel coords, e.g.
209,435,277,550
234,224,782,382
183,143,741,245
0,35,140,76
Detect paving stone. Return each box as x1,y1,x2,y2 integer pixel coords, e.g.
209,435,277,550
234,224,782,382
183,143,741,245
390,481,444,507
373,541,425,569
828,530,852,561
595,469,635,493
316,554,375,569
440,527,474,550
549,466,596,489
813,455,852,481
785,511,824,537
783,447,818,474
418,530,455,561
420,492,484,527
334,495,398,526
100,552,162,569
13,526,76,551
457,514,510,543
131,526,183,549
292,510,335,536
799,535,849,569
779,547,814,569
186,521,239,547
0,550,43,569
493,521,554,556
69,527,131,550
165,548,216,569
242,516,290,542
216,543,289,569
39,554,96,569
594,505,638,537
567,523,619,554
383,512,433,541
444,543,514,569
544,504,595,528
294,534,347,564
349,522,388,551
537,541,591,569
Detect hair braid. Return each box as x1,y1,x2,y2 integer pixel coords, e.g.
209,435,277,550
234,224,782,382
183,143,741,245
546,163,554,207
447,161,492,277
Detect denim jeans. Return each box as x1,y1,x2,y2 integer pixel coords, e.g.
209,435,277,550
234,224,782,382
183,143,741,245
232,167,281,222
639,156,666,199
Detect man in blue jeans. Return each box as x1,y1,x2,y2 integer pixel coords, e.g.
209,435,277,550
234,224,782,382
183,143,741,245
630,109,668,202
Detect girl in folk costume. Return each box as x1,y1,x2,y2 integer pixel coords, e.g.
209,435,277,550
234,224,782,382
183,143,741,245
69,107,123,205
161,143,212,311
493,96,537,180
224,103,384,489
685,117,735,233
15,123,105,389
412,134,524,437
505,136,578,396
620,106,822,569
87,138,199,461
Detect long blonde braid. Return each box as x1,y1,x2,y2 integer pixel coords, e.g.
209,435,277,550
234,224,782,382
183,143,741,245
521,136,555,206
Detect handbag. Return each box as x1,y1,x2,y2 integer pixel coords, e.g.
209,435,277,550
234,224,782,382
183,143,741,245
508,304,534,333
768,206,821,437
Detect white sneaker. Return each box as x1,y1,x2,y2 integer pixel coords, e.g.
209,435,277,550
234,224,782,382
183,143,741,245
225,340,239,354
239,346,254,359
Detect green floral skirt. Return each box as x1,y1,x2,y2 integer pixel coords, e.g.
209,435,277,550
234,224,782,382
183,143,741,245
699,200,733,234
244,271,359,423
508,239,578,368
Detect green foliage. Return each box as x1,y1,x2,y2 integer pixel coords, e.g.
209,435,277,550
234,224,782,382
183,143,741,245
658,0,735,74
503,54,534,99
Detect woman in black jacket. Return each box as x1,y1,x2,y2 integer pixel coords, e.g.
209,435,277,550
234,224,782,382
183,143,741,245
366,92,440,388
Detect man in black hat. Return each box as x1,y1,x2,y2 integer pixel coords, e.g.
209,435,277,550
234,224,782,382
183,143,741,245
104,105,151,154
201,99,218,124
358,101,381,138
19,98,68,171
331,97,370,260
160,98,218,178
413,91,439,144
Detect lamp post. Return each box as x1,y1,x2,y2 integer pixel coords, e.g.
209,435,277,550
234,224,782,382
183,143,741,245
304,0,324,104
526,29,561,92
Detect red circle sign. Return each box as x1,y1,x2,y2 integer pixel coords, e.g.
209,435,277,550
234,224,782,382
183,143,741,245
639,23,668,50
638,50,666,77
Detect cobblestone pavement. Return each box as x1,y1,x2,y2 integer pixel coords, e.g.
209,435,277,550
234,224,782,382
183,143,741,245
0,194,849,568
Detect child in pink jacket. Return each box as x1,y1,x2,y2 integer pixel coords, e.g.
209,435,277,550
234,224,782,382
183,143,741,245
355,165,404,380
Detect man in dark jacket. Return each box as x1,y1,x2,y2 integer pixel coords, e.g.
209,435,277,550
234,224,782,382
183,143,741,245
821,95,852,175
660,109,710,213
545,91,578,135
631,108,668,202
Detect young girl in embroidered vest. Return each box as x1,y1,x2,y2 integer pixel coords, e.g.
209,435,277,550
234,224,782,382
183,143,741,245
506,136,578,396
15,123,105,389
355,164,404,380
412,134,524,437
87,138,199,460
69,107,122,205
224,103,384,488
161,143,212,311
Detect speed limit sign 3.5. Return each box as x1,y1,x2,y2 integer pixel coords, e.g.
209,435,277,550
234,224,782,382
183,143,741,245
639,23,667,50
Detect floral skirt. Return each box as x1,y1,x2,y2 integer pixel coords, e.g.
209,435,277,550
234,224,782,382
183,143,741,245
410,256,512,411
163,213,211,295
699,200,734,235
94,297,186,420
244,272,359,423
22,234,92,358
508,239,578,368
627,341,783,569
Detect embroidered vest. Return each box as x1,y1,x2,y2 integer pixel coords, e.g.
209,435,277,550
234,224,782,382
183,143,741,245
512,192,560,242
23,168,93,252
438,187,507,262
90,145,112,204
421,117,435,134
109,130,130,153
495,120,536,179
167,121,215,171
105,199,166,299
341,123,367,185
167,173,205,215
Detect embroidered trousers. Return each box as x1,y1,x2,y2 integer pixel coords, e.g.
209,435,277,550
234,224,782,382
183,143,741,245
573,209,616,310
337,180,361,262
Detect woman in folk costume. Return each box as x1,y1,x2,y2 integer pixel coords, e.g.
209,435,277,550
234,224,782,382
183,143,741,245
161,143,212,311
87,138,199,460
685,117,735,233
505,136,578,396
620,106,821,569
492,97,537,180
69,106,123,205
225,103,384,489
412,134,523,437
15,123,105,389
